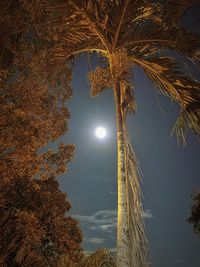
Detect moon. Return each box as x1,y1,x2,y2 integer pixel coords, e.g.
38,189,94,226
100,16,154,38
95,126,107,139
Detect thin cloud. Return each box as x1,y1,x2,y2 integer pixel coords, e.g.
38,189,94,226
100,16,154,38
73,209,117,233
141,209,153,219
85,237,105,244
73,208,152,234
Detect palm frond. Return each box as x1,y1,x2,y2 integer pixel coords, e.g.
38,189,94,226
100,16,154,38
106,0,156,50
112,0,133,50
70,0,111,51
125,127,149,267
131,56,200,143
126,22,200,62
172,110,200,145
41,0,108,63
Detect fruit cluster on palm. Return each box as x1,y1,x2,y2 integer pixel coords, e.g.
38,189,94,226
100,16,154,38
15,0,200,266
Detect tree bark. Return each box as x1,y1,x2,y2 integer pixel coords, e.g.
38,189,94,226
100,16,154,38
114,81,130,267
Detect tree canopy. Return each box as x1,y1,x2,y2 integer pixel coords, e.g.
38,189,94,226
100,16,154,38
0,1,83,266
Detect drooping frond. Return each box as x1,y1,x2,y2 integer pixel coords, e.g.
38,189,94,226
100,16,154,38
131,56,200,143
172,110,200,145
125,127,149,267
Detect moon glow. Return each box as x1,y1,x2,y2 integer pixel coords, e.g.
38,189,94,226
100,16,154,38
95,126,107,139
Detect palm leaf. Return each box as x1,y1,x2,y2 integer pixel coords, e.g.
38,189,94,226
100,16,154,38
172,110,200,145
126,22,200,62
131,56,200,143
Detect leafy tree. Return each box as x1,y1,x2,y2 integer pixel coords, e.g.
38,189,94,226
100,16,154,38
0,75,83,266
0,176,83,267
0,62,82,267
2,1,200,266
0,2,83,266
187,193,200,237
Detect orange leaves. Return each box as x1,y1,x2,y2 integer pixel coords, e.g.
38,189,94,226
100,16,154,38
0,2,83,266
0,176,83,266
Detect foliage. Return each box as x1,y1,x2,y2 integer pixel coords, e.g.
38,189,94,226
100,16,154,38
0,176,83,267
187,193,200,237
0,1,83,266
80,249,116,267
58,249,116,267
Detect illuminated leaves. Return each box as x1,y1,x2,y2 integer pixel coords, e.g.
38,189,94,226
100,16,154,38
0,177,83,266
0,2,82,266
39,144,75,179
80,248,116,267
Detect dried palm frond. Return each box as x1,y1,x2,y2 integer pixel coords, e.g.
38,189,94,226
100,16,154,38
120,80,137,115
125,127,149,267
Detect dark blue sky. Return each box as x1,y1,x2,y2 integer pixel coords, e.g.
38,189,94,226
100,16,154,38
58,5,200,267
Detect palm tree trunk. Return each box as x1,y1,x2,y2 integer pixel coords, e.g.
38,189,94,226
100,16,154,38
114,81,130,267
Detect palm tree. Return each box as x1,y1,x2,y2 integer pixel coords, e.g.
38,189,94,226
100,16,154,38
29,0,200,266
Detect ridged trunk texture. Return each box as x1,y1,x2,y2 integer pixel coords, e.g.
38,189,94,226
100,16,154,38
117,131,130,267
114,82,130,267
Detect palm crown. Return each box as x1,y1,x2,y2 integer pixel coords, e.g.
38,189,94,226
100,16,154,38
36,0,200,145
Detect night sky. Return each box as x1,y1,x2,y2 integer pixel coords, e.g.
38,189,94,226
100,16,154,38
58,4,200,267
